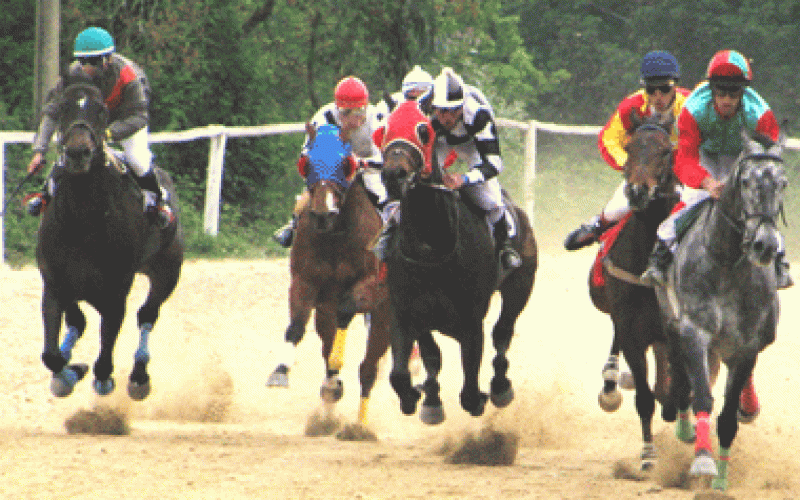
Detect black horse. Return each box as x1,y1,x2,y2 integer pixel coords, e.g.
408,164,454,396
37,82,183,400
378,102,537,423
588,113,680,470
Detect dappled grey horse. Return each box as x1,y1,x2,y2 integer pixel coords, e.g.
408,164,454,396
656,130,787,491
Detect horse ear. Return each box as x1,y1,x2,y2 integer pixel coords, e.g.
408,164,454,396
305,122,316,142
741,128,765,156
628,109,643,131
416,122,430,146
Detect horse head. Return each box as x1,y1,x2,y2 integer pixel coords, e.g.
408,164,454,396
377,101,435,201
58,83,109,176
734,129,788,266
301,123,356,234
623,111,676,211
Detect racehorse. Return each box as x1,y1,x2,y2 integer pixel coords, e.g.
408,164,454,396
656,129,787,490
588,113,679,470
266,123,390,429
37,82,183,400
378,101,537,423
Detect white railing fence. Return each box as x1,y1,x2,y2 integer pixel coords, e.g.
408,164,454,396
2,121,799,264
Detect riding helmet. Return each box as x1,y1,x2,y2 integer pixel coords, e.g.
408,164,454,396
402,65,434,100
334,76,369,109
639,50,680,82
706,50,752,84
73,27,115,58
431,67,465,109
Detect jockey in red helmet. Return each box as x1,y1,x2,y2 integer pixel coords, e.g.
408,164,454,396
641,49,791,290
564,50,690,251
273,76,390,248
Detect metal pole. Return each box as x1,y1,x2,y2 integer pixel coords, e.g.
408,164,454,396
34,0,60,122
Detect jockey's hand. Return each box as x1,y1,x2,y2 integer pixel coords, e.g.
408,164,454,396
701,176,724,199
27,153,45,174
442,172,464,190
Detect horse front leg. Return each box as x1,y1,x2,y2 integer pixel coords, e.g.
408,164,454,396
42,288,89,397
599,326,623,413
267,277,315,388
355,303,391,427
417,330,444,425
459,323,487,417
623,345,657,470
679,321,717,480
388,316,421,416
712,357,756,491
316,299,344,403
92,297,127,396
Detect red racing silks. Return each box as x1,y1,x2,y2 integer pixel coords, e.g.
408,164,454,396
105,65,136,110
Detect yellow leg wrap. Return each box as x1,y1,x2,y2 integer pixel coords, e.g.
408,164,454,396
358,396,369,427
328,328,347,371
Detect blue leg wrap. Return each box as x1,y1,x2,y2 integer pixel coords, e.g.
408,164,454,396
135,323,153,365
60,326,81,363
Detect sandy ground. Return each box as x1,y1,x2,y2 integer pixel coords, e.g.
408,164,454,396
1,253,799,500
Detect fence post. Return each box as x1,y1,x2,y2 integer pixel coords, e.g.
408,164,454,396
524,121,537,227
203,125,227,236
0,141,5,266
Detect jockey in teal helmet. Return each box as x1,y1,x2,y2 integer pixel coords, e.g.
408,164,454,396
25,27,175,228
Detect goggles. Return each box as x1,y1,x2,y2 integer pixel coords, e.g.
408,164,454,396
77,55,104,67
337,106,367,118
712,83,743,99
645,83,674,95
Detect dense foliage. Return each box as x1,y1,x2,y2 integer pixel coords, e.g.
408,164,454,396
3,0,800,263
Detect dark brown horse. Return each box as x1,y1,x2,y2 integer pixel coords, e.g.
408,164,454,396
266,123,390,429
588,113,679,469
38,82,183,400
378,101,537,423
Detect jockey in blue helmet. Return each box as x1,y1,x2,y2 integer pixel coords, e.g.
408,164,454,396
26,27,174,228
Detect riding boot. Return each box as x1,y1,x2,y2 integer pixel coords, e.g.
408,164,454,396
776,253,794,290
564,214,615,251
134,170,175,229
273,215,297,248
371,201,400,261
640,239,672,287
493,216,522,270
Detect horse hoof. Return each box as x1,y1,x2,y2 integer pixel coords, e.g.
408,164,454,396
127,380,151,401
320,378,343,403
690,451,718,477
598,389,622,412
93,377,116,396
420,404,445,425
49,364,88,398
619,371,635,390
490,385,515,408
737,407,760,424
266,365,289,388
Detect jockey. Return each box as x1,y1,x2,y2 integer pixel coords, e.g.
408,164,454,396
375,65,434,122
640,49,793,289
273,76,388,248
25,26,174,228
564,51,690,250
432,67,522,270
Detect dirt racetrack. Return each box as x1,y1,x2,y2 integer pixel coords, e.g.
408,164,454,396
2,254,799,499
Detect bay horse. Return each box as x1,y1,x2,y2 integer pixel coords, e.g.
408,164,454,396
378,101,537,423
37,82,183,400
588,113,679,470
656,129,787,490
266,123,390,429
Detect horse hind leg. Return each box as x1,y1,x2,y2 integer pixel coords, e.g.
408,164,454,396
353,306,391,428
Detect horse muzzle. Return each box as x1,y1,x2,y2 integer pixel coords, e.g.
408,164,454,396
744,220,780,266
63,146,94,175
625,183,652,212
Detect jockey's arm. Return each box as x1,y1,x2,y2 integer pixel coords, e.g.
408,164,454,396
673,107,710,189
597,108,629,171
107,83,148,142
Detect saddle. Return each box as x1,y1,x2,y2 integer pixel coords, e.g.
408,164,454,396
591,212,633,287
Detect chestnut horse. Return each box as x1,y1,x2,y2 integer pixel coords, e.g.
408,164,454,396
37,82,183,400
378,101,537,423
588,113,679,470
267,124,390,429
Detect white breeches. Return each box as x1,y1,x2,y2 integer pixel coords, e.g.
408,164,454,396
602,180,632,222
462,178,516,238
117,127,153,177
362,168,388,206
